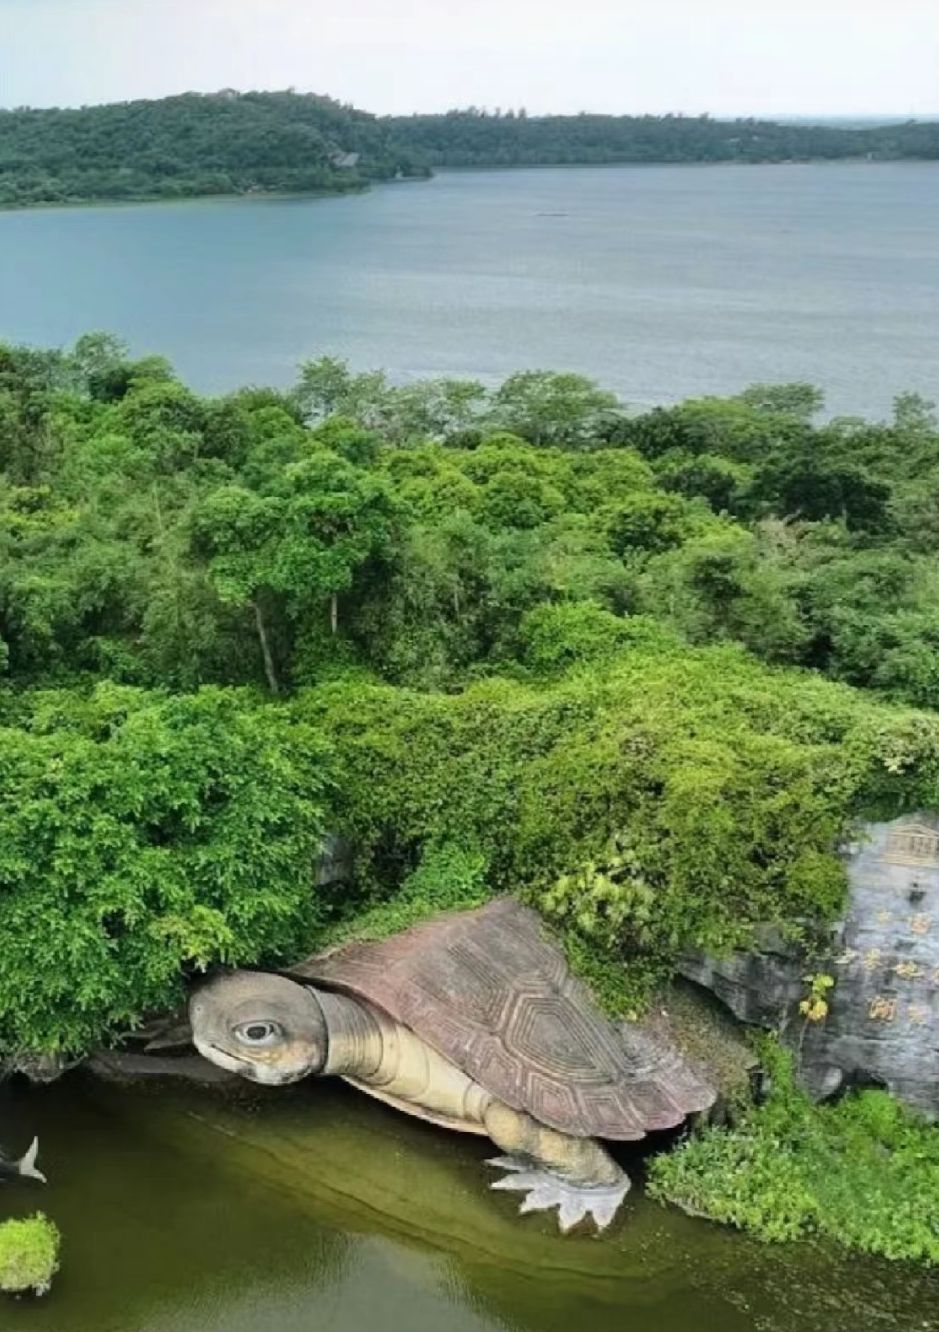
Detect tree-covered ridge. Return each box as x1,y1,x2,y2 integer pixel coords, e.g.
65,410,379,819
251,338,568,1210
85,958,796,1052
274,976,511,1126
3,335,939,1054
0,90,427,208
0,90,936,208
388,109,939,167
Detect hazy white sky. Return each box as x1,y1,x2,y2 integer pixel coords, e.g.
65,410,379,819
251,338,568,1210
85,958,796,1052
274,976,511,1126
0,0,936,117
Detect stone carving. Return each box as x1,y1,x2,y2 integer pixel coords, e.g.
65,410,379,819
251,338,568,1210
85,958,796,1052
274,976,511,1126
682,812,939,1115
189,898,714,1232
290,898,710,1139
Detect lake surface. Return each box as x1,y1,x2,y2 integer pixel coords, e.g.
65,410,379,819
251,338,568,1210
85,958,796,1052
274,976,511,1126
0,1073,936,1332
0,163,937,418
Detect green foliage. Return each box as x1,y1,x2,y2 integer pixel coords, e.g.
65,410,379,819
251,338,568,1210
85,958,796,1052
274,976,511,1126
0,685,329,1052
736,382,825,422
321,842,491,946
0,1214,60,1295
798,972,835,1023
387,109,939,168
491,371,621,448
638,529,810,663
299,643,939,1005
6,95,938,214
6,335,939,1065
517,602,673,676
648,1043,939,1264
7,335,939,710
0,90,426,209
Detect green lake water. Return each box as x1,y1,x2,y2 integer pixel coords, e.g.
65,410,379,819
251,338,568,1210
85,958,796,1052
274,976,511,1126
0,163,937,416
0,1073,936,1332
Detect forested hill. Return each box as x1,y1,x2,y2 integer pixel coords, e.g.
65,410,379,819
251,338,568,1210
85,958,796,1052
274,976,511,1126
1,91,937,209
0,90,429,208
4,334,939,1057
387,109,939,167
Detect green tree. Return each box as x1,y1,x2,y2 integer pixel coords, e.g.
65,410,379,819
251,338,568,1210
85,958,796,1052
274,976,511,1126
0,686,329,1052
736,382,824,422
191,453,395,692
492,371,622,448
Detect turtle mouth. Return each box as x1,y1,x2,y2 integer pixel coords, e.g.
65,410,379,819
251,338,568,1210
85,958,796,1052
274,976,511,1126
194,1037,307,1086
194,1037,256,1076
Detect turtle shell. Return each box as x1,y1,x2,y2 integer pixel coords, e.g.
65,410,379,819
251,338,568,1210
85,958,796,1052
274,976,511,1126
284,898,714,1140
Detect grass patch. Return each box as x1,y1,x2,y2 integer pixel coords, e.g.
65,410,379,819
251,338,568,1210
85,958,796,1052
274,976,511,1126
648,1042,939,1263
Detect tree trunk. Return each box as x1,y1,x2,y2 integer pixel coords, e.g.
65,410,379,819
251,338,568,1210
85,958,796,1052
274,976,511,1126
330,593,338,636
253,601,280,694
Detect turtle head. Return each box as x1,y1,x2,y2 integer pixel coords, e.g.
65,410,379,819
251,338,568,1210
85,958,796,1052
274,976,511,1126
189,971,327,1086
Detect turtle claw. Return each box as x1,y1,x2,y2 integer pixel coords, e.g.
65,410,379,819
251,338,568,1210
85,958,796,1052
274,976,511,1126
486,1155,526,1172
486,1157,630,1233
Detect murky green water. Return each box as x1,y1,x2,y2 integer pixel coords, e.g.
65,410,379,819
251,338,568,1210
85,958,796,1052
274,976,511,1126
0,1073,936,1332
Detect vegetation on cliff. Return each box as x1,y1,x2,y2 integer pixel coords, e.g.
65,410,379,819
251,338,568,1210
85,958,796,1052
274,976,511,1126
3,335,939,1053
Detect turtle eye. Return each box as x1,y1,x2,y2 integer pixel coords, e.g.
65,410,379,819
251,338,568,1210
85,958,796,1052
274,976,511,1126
234,1021,281,1046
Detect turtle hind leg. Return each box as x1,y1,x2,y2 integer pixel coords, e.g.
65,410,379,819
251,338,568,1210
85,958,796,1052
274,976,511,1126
487,1157,630,1233
482,1102,630,1234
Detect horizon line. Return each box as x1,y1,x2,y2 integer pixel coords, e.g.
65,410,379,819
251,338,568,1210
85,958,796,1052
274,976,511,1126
0,89,937,123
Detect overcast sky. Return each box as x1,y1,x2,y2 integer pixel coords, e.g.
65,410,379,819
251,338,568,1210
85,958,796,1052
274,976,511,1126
0,0,936,117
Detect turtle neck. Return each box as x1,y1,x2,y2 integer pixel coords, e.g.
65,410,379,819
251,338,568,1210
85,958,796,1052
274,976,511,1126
310,986,385,1079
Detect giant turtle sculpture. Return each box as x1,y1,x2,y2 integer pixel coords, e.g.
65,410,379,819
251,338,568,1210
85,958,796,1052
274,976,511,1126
190,898,714,1232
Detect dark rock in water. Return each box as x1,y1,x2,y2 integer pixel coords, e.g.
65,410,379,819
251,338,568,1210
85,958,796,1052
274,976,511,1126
682,813,939,1117
0,1054,74,1084
87,1050,241,1088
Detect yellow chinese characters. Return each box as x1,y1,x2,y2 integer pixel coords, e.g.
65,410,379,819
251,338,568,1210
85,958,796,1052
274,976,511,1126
868,995,897,1021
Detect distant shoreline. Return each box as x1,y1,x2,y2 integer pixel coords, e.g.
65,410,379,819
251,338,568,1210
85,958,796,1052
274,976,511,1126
0,182,371,216
3,157,936,216
2,91,935,214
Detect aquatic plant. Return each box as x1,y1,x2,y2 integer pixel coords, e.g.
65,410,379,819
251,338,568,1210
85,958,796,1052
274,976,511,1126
0,1213,60,1296
648,1042,939,1264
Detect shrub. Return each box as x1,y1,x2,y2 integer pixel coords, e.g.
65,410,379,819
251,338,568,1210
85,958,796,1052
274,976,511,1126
0,683,329,1053
300,639,939,1010
648,1043,939,1263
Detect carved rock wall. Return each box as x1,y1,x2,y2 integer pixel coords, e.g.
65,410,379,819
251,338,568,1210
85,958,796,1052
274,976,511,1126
682,814,939,1116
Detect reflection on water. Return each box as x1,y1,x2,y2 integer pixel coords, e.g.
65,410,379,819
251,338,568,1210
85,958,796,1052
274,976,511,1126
0,1073,936,1332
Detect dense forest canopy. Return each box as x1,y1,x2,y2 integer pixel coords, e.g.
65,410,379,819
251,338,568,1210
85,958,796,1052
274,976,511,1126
0,90,936,207
3,333,939,1054
387,108,939,167
0,90,427,208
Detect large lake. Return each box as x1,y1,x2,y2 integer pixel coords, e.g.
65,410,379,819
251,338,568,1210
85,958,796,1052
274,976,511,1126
0,163,936,418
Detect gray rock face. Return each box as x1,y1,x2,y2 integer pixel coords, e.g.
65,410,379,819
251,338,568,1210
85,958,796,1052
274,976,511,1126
315,832,355,887
682,813,939,1117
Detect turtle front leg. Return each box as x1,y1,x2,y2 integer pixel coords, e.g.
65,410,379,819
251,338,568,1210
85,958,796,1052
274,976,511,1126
482,1102,630,1234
